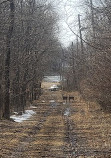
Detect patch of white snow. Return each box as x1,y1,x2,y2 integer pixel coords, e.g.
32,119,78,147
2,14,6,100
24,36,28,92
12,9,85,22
64,108,70,116
30,105,37,109
49,100,55,103
10,110,36,123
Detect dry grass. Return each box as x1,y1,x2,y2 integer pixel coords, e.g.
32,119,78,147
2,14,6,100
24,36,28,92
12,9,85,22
41,81,60,89
66,91,111,157
0,83,111,157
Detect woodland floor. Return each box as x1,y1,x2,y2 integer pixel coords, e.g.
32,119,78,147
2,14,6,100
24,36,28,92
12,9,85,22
0,82,111,158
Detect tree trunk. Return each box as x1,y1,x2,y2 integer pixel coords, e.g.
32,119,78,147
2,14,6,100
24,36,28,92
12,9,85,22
4,0,15,119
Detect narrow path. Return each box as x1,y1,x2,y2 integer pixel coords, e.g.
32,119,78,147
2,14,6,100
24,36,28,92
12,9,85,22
0,83,111,158
9,90,67,158
10,106,52,158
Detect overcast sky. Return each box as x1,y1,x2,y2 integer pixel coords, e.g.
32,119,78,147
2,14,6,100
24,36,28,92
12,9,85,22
53,0,86,47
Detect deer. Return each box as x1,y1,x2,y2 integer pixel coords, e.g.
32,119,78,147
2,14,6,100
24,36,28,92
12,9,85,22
69,95,74,102
62,95,68,103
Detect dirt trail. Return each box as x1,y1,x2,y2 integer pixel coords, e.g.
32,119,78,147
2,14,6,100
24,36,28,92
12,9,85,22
0,82,111,158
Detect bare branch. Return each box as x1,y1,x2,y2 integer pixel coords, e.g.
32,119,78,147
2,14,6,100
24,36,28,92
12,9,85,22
66,22,105,51
0,0,9,5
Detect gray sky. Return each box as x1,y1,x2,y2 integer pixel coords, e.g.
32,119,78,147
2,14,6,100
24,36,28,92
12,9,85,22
54,0,86,47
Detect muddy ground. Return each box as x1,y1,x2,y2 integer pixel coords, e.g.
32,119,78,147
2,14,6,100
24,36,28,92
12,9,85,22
0,81,111,158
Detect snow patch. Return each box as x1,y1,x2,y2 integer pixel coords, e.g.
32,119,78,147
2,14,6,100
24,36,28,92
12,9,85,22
30,105,37,109
50,85,58,89
64,108,70,116
10,110,36,123
49,100,55,103
43,76,61,82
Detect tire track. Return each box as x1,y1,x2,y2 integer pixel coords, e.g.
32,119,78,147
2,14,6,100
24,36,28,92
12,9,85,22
10,105,53,158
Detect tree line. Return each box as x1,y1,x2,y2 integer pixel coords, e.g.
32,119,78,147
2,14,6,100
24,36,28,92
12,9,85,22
0,0,61,119
62,0,111,111
1,0,111,120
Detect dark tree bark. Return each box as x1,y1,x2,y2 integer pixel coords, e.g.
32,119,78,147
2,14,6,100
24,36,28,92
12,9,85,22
4,0,15,119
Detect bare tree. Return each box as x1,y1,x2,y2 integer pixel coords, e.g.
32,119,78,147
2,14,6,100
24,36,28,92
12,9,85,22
3,0,15,119
0,0,61,119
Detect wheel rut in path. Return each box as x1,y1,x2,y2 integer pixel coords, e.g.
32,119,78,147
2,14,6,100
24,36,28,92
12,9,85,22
10,106,52,158
1,87,111,158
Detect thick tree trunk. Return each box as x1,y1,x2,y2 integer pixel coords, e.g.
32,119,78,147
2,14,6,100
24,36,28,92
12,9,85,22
4,0,15,119
0,85,2,119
